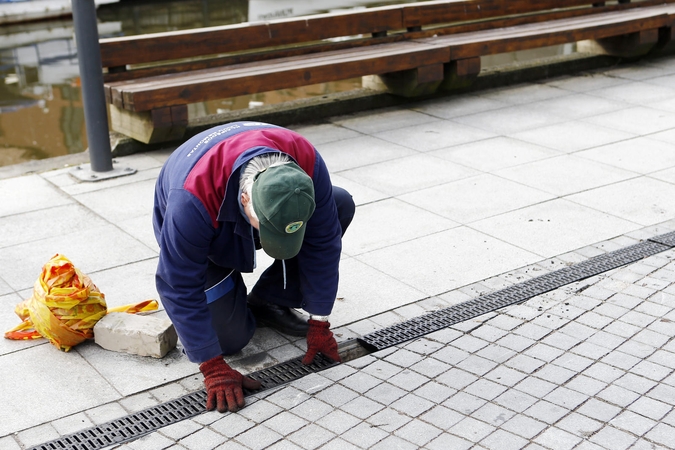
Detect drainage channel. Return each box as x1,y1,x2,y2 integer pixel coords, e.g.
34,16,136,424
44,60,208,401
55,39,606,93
30,354,341,450
31,231,675,450
359,237,672,351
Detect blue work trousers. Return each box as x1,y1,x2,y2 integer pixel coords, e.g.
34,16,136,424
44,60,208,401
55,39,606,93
206,186,355,355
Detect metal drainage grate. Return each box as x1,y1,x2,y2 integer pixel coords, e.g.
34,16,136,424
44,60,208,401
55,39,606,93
649,230,675,247
30,354,338,450
30,392,206,450
31,232,675,450
358,239,671,351
243,352,339,394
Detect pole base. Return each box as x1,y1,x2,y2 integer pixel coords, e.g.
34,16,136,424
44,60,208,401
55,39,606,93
69,161,137,182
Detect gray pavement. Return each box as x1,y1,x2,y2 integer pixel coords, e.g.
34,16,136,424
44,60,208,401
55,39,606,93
3,52,675,449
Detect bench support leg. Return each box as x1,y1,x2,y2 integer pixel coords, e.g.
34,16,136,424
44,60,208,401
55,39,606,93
439,57,481,91
655,26,675,53
362,63,444,97
577,29,659,59
109,105,188,144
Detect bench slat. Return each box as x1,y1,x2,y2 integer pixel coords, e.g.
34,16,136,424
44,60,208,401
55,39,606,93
110,42,449,111
401,0,614,27
109,5,673,112
102,0,675,144
101,0,674,84
100,0,669,69
418,6,673,58
102,33,406,83
431,0,674,34
100,8,405,68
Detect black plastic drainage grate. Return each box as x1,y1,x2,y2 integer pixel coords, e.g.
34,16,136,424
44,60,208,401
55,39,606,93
358,239,671,351
30,354,338,450
30,233,675,450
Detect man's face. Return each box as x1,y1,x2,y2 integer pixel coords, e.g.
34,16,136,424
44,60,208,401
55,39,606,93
240,192,260,230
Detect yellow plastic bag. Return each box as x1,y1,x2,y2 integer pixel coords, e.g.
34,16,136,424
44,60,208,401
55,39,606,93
4,254,158,352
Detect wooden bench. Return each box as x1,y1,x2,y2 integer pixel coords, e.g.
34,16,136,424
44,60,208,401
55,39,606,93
100,0,675,144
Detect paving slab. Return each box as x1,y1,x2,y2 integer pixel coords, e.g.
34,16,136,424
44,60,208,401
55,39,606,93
326,258,427,327
0,344,121,437
524,93,629,121
0,292,43,356
1,224,157,291
494,154,638,197
451,102,568,135
428,136,557,173
0,203,110,250
356,226,541,296
398,173,555,224
545,72,630,92
331,108,436,135
471,199,639,258
0,174,73,218
576,136,675,174
324,173,388,206
316,135,416,173
339,153,478,196
587,80,675,105
647,96,675,115
586,105,675,136
0,275,14,297
116,214,160,253
340,198,459,255
288,123,363,146
410,93,508,120
42,163,162,196
476,83,572,105
370,119,496,152
87,258,161,309
644,72,675,87
3,53,675,450
602,60,675,81
567,177,675,226
72,178,157,223
508,120,635,154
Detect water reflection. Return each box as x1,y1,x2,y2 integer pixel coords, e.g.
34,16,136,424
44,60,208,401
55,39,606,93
97,0,247,35
0,1,240,167
0,19,119,166
1,0,396,167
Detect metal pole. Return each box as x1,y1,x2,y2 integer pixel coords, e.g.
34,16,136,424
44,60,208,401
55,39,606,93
72,0,111,172
70,0,135,181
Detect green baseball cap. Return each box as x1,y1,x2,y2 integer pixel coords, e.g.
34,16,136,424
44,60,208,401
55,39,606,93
252,163,316,260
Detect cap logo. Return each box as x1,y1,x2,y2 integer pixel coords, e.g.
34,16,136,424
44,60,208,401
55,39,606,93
285,221,303,234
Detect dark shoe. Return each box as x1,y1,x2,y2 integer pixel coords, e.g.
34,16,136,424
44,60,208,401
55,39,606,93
249,302,309,337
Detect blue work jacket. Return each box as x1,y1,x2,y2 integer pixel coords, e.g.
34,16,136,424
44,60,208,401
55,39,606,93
153,122,341,363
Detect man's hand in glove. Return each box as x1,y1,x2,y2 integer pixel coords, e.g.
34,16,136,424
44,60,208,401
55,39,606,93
199,356,261,413
302,319,341,365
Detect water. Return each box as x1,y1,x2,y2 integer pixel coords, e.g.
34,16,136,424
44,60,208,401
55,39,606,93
0,0,569,167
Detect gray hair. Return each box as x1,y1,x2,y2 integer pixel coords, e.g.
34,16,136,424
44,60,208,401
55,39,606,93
239,153,293,221
239,152,293,194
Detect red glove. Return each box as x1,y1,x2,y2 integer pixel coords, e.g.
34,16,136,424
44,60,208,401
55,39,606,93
199,356,261,413
302,319,341,365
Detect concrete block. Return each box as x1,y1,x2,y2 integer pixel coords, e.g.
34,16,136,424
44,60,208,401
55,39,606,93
94,312,177,358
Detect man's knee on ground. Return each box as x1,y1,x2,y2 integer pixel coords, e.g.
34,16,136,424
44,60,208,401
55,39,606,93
333,186,355,235
219,333,251,356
